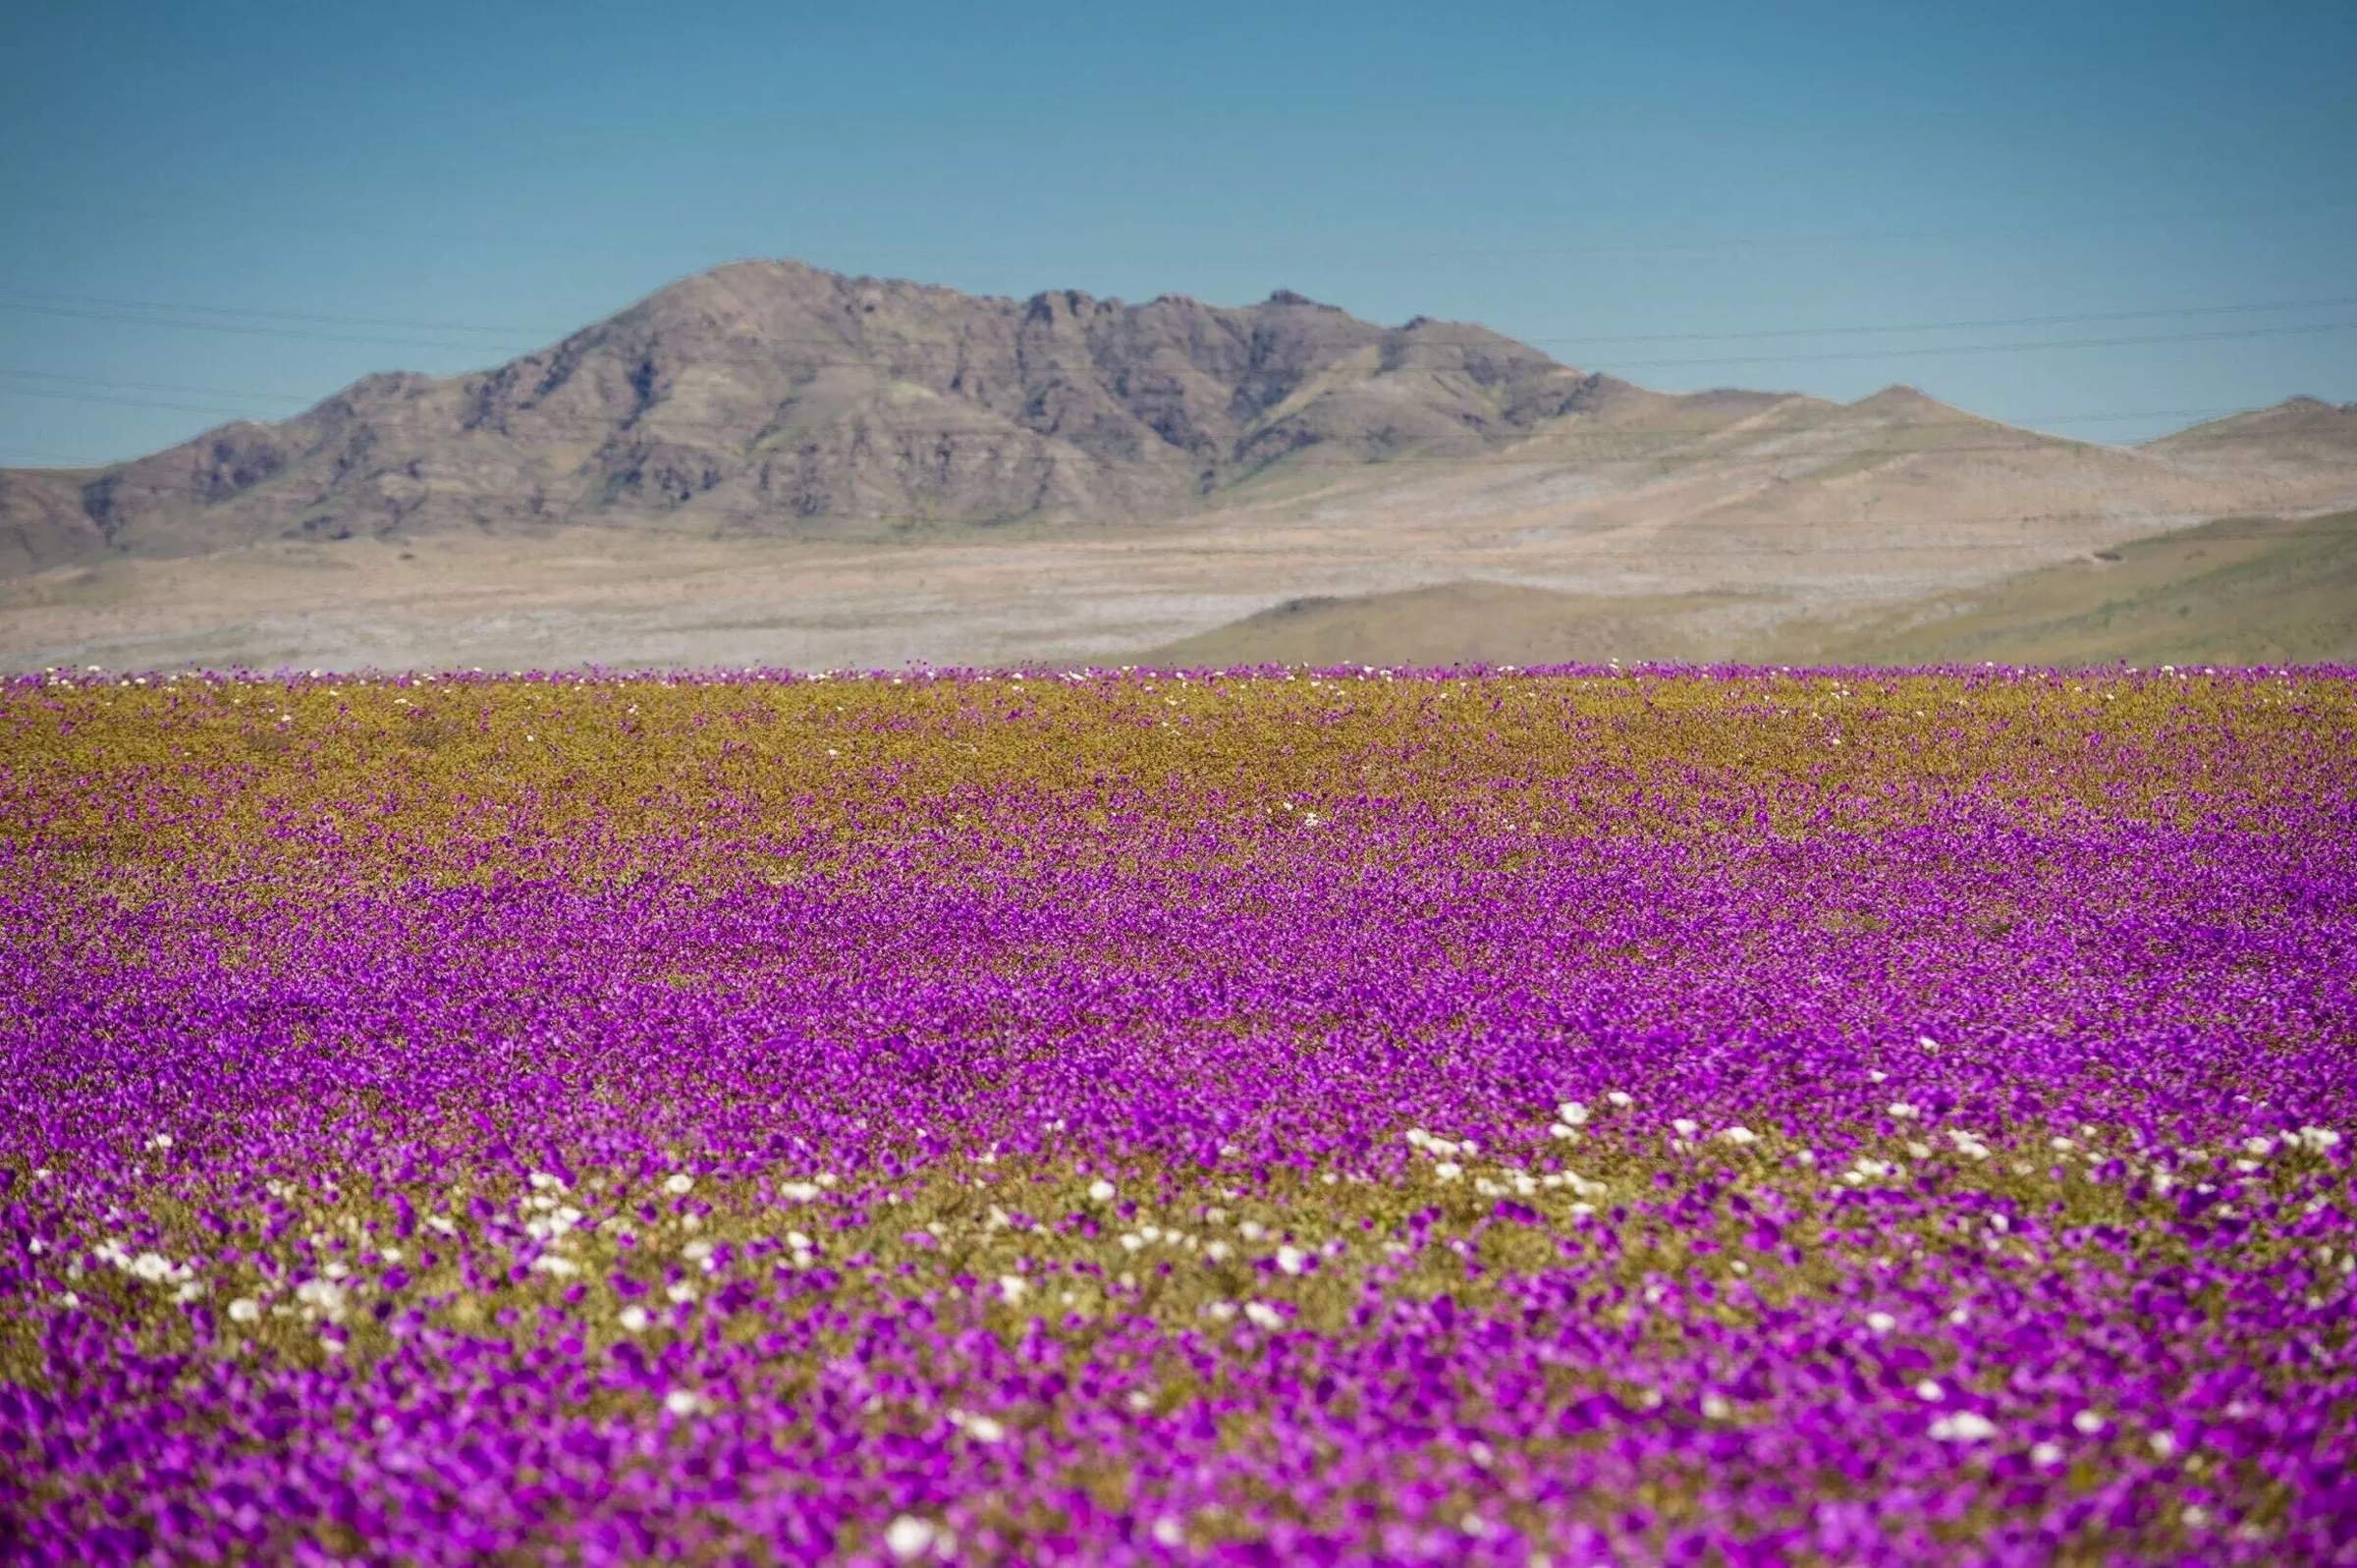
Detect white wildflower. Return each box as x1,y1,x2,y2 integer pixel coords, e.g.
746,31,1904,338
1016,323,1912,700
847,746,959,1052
1930,1412,1998,1441
883,1516,939,1561
1557,1102,1591,1126
1914,1379,1945,1402
618,1304,651,1332
227,1297,260,1324
1243,1302,1285,1329
1865,1311,1896,1335
950,1410,1007,1443
1720,1126,1759,1146
1087,1178,1117,1204
663,1173,695,1195
1275,1245,1308,1275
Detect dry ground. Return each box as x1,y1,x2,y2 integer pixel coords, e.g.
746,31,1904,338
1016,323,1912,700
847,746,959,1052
5,427,2354,672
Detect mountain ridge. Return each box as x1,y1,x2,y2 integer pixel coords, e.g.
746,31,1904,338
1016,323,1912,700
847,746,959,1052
11,258,2349,581
8,259,2357,676
1,259,1625,573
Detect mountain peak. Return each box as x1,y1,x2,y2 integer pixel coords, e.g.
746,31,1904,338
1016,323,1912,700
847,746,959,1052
2148,396,2357,450
2270,394,2355,416
0,261,1592,571
1850,384,1945,410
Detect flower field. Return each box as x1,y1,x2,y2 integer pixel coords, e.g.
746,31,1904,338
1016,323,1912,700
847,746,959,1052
3,665,2353,1564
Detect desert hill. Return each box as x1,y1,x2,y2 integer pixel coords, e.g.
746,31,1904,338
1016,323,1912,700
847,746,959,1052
1781,508,2357,666
0,261,1610,574
2143,397,2357,473
1141,509,2357,669
4,260,2355,671
1140,581,1746,668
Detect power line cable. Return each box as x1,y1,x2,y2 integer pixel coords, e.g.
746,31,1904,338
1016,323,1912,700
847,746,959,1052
1535,297,2357,346
9,297,2357,367
1609,320,2357,370
10,284,2357,349
20,191,2355,261
0,368,325,403
0,289,553,336
0,301,537,352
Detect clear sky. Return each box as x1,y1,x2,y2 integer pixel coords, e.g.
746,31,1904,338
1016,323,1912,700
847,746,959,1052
3,0,2352,465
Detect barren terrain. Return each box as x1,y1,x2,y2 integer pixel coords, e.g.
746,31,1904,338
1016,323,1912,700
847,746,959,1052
6,261,2354,671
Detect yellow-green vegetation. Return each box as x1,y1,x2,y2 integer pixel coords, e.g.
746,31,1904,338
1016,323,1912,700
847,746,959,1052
1787,510,2357,665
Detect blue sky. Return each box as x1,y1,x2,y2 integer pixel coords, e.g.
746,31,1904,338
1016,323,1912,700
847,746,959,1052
3,0,2352,465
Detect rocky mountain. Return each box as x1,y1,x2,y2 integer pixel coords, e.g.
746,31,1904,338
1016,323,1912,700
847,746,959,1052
6,261,2357,671
0,260,1616,574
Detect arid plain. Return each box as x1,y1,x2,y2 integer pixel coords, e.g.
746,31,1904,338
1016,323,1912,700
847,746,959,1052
5,261,2354,671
